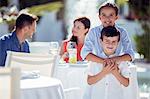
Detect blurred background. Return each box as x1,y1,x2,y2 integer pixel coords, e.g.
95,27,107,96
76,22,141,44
1,0,149,60
0,0,149,60
0,0,150,97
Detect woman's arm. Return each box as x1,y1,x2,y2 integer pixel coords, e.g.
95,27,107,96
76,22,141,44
59,42,65,56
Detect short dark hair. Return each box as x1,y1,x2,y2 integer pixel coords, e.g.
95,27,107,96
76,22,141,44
16,13,38,30
100,26,120,41
99,2,119,15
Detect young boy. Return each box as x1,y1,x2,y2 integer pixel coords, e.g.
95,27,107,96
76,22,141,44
81,2,135,64
86,26,130,99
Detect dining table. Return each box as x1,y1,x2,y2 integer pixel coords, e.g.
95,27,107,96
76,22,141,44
21,76,65,99
54,62,146,99
54,62,89,99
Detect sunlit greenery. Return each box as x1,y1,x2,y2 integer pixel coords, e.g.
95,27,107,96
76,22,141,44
27,1,63,16
129,0,150,62
0,1,63,32
116,0,128,6
116,0,150,62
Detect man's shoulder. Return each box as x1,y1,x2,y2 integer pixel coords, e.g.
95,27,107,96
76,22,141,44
0,33,13,43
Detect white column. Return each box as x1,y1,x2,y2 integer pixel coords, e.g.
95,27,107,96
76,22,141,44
64,0,104,38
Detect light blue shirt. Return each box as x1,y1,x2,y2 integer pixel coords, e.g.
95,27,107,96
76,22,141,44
81,25,135,61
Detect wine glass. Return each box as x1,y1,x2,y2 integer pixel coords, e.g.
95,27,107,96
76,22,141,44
49,42,59,55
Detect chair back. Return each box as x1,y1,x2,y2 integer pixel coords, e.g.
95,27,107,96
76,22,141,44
0,67,20,99
5,51,56,77
123,65,139,99
29,42,51,54
29,41,60,55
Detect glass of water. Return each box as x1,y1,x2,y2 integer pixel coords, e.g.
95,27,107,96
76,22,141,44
67,42,77,63
49,42,59,55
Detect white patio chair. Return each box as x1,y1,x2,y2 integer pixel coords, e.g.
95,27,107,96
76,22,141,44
29,42,51,54
0,67,20,99
123,65,140,99
29,41,60,55
5,51,80,99
5,51,57,77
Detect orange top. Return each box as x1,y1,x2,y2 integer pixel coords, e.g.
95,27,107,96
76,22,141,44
63,41,83,63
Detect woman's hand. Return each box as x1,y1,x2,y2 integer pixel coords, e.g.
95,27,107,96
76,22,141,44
61,52,69,59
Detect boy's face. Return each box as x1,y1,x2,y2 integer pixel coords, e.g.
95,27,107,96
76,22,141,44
101,35,119,55
99,7,118,27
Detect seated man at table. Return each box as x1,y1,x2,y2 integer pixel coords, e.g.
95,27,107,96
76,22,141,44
0,13,38,66
85,26,130,99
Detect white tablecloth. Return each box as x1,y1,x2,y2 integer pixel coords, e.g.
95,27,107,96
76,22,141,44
21,76,64,99
54,63,89,99
54,63,141,99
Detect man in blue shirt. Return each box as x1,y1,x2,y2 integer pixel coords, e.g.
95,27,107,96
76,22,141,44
0,13,38,66
81,2,135,64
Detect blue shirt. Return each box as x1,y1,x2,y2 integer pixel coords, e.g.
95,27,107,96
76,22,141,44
0,32,30,66
81,25,135,61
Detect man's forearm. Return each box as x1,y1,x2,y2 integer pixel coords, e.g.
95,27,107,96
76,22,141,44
86,53,104,63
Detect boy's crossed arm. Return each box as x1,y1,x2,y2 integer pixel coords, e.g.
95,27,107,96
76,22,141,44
87,61,115,85
87,60,129,87
110,61,129,87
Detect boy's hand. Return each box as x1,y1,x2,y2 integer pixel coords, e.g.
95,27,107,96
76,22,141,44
102,60,115,76
104,58,119,68
111,62,120,76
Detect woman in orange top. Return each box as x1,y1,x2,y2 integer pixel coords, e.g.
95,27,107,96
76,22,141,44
60,17,91,63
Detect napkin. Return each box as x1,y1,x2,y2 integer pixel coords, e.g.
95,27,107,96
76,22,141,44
21,70,40,79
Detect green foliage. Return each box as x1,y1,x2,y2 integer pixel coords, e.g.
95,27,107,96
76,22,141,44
134,24,150,62
116,0,127,6
27,2,63,16
0,0,8,7
129,0,150,62
0,1,63,32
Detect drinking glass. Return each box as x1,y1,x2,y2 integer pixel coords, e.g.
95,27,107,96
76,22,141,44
67,42,77,63
49,42,59,55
